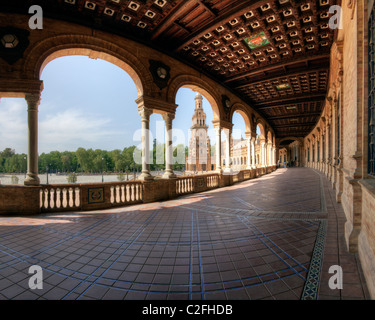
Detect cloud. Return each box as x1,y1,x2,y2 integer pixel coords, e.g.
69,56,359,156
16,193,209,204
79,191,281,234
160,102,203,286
39,108,122,152
0,98,125,153
0,99,27,153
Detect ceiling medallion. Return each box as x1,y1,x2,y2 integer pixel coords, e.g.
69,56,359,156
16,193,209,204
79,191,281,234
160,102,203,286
149,60,170,90
244,32,270,50
0,27,30,65
276,83,290,90
222,95,231,113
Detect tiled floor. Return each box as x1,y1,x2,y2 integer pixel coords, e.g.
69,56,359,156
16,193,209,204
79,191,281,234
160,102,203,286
0,168,370,300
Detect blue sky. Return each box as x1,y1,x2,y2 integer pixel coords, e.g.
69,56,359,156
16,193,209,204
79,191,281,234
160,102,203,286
0,56,247,154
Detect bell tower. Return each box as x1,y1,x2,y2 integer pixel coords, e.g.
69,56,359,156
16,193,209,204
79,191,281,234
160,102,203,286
186,93,212,172
191,93,208,129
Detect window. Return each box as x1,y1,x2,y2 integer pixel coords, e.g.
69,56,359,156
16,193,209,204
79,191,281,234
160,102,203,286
369,3,375,176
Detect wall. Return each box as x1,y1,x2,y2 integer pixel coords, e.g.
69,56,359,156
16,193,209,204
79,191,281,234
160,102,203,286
304,1,375,298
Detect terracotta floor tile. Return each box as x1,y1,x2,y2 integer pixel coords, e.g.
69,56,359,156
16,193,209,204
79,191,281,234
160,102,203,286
0,168,369,300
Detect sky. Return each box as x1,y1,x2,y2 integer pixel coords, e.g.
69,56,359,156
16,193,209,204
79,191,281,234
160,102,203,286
0,55,247,155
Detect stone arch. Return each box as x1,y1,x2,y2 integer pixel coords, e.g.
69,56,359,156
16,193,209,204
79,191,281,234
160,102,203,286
267,130,273,144
22,34,152,98
167,74,221,121
255,120,266,140
277,136,304,148
230,103,252,133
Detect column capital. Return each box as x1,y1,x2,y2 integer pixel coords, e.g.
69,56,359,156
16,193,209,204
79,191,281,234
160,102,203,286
136,95,177,115
212,119,232,130
223,127,232,134
25,93,41,110
138,106,153,120
162,112,175,123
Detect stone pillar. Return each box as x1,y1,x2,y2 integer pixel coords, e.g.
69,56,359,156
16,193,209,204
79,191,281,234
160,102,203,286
162,112,176,179
251,137,256,168
214,126,222,172
24,94,41,186
327,121,332,180
260,141,265,167
223,128,232,173
246,133,251,169
265,142,269,166
268,144,273,166
138,106,154,181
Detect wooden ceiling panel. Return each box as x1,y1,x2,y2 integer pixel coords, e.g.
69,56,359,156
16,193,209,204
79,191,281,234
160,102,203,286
0,0,338,138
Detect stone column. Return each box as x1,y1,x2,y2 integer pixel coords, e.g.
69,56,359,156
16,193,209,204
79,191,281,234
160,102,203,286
260,141,265,167
268,144,272,166
327,121,332,179
246,133,251,169
214,126,222,172
251,137,256,168
162,112,176,179
223,128,232,173
138,106,154,180
24,94,40,186
264,142,268,167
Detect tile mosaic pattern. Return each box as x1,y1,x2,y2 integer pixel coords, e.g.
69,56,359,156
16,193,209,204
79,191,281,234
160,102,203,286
0,168,369,300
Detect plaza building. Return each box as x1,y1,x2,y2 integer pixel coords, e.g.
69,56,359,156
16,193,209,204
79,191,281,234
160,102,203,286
0,0,374,301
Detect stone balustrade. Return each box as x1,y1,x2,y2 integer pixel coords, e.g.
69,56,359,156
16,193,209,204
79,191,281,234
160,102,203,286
0,166,276,215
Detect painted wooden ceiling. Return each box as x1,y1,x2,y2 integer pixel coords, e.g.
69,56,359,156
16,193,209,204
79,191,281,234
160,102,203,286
0,0,338,138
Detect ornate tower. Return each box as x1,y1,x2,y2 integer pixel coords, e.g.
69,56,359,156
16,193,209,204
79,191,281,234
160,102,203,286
186,93,212,172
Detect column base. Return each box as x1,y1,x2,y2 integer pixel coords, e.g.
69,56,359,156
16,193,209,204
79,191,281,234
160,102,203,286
138,172,154,181
223,168,233,175
162,171,177,179
24,173,40,186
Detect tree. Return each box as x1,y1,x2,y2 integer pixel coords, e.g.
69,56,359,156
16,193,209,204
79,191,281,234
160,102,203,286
0,148,15,158
67,173,78,183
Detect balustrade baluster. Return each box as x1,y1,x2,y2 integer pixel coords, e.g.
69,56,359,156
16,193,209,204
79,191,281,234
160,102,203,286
75,188,80,207
125,185,129,202
116,185,121,203
70,188,75,208
131,184,135,202
110,186,114,204
121,185,125,203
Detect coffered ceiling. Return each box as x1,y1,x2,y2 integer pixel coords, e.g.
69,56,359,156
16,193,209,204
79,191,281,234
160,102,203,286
0,0,338,138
